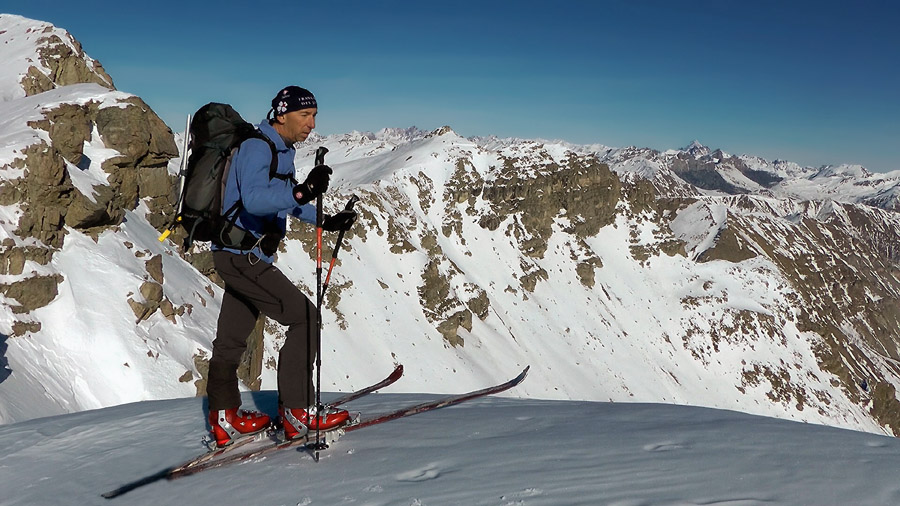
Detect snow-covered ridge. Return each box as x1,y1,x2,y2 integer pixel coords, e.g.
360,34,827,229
3,392,900,505
304,126,900,210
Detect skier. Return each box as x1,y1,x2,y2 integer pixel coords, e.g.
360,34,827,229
206,85,356,447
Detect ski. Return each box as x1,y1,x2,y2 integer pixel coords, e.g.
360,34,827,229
185,425,275,469
164,366,530,480
348,365,529,431
327,363,403,408
101,364,404,499
169,421,342,479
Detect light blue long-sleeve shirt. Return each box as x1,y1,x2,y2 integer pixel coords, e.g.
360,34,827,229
212,120,316,263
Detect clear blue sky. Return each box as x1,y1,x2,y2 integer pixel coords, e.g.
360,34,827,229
5,1,899,171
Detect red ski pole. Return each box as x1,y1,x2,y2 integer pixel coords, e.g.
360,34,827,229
320,194,360,305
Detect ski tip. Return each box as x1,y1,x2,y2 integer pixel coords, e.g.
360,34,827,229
516,365,530,382
387,364,404,381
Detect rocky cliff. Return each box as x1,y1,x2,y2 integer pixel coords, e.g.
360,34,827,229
0,15,178,336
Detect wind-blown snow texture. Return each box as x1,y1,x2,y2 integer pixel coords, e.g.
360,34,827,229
2,392,900,505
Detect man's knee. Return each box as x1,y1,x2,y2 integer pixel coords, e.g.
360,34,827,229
275,297,315,327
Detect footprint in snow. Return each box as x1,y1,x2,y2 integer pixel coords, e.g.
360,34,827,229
501,487,544,501
396,464,442,482
643,441,688,452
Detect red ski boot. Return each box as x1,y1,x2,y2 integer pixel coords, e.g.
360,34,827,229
279,405,350,440
208,407,271,447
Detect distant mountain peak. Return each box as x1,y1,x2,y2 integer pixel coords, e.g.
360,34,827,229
812,164,872,179
683,140,710,157
0,13,114,99
375,126,428,141
431,125,457,137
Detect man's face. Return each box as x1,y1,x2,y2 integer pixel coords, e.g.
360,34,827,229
274,108,317,144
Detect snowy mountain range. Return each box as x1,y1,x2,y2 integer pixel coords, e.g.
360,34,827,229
1,12,900,443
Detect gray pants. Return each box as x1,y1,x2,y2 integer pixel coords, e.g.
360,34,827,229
207,251,315,410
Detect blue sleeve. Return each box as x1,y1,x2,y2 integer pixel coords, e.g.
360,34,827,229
232,139,298,215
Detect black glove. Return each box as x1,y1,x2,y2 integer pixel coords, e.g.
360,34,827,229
322,210,357,232
293,164,332,205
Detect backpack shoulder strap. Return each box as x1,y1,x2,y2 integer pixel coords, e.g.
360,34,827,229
258,134,285,181
246,130,294,183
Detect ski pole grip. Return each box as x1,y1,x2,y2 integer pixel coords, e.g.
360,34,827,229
314,146,327,228
315,146,328,166
329,195,359,264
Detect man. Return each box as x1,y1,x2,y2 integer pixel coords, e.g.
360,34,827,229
206,86,356,447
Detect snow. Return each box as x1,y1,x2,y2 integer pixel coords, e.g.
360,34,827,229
66,124,121,201
669,201,727,260
0,14,53,102
1,391,899,505
0,207,216,423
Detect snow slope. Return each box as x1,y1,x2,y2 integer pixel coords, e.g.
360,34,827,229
0,206,220,422
1,391,899,506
